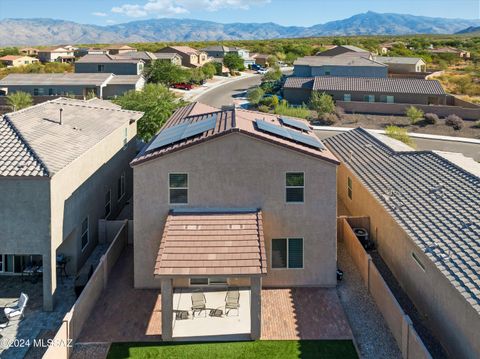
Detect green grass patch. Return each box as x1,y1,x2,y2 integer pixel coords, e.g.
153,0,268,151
107,340,358,359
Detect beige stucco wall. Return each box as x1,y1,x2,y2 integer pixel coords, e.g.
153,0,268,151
133,132,338,289
337,163,480,359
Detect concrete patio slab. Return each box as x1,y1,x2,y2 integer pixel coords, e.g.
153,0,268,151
172,288,250,340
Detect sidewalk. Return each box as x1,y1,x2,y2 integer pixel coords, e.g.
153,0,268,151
178,72,258,102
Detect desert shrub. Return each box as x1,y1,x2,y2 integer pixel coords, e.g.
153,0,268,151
405,106,424,125
385,126,414,146
309,91,335,116
247,87,264,105
259,96,275,107
445,114,464,130
258,105,270,113
335,106,345,119
273,102,310,119
424,113,439,125
319,113,338,126
473,120,480,128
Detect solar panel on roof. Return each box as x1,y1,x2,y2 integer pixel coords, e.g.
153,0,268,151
255,119,292,139
181,114,217,140
287,128,324,150
146,122,189,152
280,117,311,132
146,114,218,153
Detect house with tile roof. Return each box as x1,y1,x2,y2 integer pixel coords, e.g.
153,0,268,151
293,53,388,78
0,98,143,311
75,54,145,75
0,73,145,99
156,46,209,68
201,45,255,67
37,47,75,63
324,128,480,359
131,102,339,340
374,56,427,73
283,75,446,105
0,55,39,67
316,45,371,57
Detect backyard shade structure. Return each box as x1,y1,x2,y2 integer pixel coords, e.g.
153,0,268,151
155,208,267,340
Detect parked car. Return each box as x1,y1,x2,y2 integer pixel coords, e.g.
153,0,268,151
251,64,262,71
172,83,193,90
257,69,268,75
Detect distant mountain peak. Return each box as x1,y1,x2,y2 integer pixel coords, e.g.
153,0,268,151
1,12,479,46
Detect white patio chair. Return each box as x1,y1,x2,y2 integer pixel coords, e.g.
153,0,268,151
4,293,28,321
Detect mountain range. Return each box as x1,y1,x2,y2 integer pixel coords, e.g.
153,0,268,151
1,11,479,46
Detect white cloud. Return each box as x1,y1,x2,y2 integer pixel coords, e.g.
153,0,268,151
106,19,117,24
111,0,269,18
92,12,108,17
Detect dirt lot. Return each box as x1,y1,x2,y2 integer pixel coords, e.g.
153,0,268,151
324,113,480,139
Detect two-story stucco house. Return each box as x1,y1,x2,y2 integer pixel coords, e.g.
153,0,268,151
156,46,209,68
201,45,255,67
38,47,75,63
75,54,145,75
0,55,39,67
0,98,143,311
131,102,339,340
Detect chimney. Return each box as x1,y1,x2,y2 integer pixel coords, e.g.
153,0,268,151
59,108,63,125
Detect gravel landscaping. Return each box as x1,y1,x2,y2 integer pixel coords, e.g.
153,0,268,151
336,241,402,359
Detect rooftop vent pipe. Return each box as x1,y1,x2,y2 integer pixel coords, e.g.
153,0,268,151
59,108,63,125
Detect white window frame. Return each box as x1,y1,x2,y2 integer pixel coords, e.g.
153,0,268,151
271,238,304,270
386,95,395,104
168,172,189,205
118,172,126,201
189,277,228,286
285,171,305,204
104,189,111,219
81,217,89,251
343,94,351,102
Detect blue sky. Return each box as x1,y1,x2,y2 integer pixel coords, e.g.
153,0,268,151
0,0,478,26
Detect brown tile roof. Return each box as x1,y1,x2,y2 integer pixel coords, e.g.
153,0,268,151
154,209,267,276
168,46,202,55
0,55,23,61
131,102,338,166
284,77,314,89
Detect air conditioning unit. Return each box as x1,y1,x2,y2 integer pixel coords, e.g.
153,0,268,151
353,227,374,250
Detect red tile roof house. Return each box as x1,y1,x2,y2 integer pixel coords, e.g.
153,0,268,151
131,102,340,340
156,46,209,68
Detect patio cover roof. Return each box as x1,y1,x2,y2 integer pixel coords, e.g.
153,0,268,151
154,209,267,277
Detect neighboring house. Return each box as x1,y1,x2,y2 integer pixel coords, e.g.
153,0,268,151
106,45,137,55
283,76,446,105
293,53,388,78
131,102,339,340
152,53,183,66
0,97,143,310
20,47,39,56
37,47,75,63
0,55,39,67
0,73,145,99
157,46,208,67
324,128,480,359
374,56,427,73
76,47,109,57
251,53,270,67
201,45,254,67
316,45,371,57
428,46,471,59
119,51,157,64
75,54,145,75
379,41,406,55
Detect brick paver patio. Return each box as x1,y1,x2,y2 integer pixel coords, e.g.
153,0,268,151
78,246,352,344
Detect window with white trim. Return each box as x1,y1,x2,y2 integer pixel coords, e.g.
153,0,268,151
169,173,188,204
81,217,89,250
104,189,111,218
286,172,304,203
364,94,375,103
117,172,126,200
343,94,351,102
272,238,303,269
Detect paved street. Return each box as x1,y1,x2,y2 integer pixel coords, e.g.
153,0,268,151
196,74,262,108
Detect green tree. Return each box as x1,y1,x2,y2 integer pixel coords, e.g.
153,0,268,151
405,106,424,124
262,68,282,82
201,62,217,79
309,92,335,116
113,84,185,141
247,87,264,105
189,67,206,84
145,61,189,86
223,53,244,72
6,91,33,111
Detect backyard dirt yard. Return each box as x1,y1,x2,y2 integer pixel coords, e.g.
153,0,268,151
322,113,480,139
